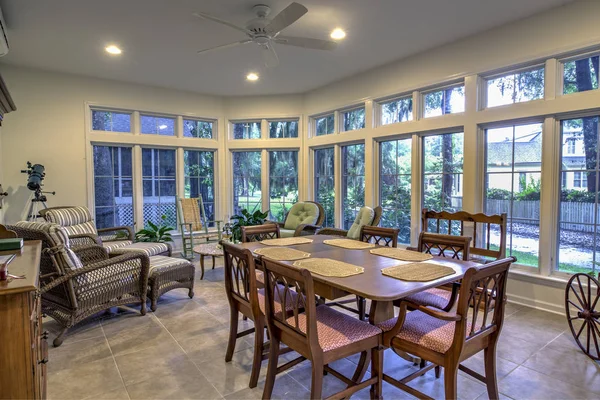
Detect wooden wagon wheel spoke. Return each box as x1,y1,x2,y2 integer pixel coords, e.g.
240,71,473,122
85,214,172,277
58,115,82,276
565,273,600,361
570,284,587,310
576,320,588,340
575,275,588,308
589,290,600,312
591,320,600,358
568,300,583,312
586,321,591,355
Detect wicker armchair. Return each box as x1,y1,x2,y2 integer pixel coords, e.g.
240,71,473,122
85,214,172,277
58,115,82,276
317,206,382,237
8,222,150,347
270,201,325,237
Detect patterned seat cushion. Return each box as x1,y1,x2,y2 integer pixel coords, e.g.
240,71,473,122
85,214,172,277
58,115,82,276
255,270,265,285
378,310,471,354
405,287,452,310
257,284,299,315
110,242,169,257
43,206,98,236
148,256,193,275
102,240,134,253
290,305,381,353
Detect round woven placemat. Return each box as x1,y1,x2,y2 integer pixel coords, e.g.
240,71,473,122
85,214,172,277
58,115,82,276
323,239,375,250
260,237,314,246
381,262,455,282
370,248,433,262
254,247,311,261
293,258,364,277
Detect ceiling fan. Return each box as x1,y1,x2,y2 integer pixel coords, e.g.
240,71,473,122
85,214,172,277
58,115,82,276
193,2,338,68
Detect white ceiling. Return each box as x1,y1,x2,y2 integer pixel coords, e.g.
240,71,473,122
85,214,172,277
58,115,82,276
0,0,573,96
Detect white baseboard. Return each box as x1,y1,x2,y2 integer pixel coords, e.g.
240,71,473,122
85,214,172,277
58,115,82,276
507,293,565,315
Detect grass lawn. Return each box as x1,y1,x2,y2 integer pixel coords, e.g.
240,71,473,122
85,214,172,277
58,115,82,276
491,245,594,275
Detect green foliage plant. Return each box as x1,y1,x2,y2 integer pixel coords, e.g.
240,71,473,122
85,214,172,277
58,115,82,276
135,215,174,243
231,209,270,242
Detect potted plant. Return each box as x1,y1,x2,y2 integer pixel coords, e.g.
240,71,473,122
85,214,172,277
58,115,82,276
135,215,174,243
231,209,269,242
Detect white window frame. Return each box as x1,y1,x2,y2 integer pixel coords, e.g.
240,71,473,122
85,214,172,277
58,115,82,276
481,64,546,109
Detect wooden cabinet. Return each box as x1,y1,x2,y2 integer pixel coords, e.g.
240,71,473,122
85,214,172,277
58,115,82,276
0,241,45,399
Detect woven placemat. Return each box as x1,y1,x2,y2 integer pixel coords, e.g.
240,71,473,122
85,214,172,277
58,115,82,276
381,263,455,282
254,247,311,261
323,239,375,250
370,247,433,262
260,237,314,246
293,258,364,277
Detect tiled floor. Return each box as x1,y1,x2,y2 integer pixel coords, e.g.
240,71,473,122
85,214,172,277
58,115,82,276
44,259,600,400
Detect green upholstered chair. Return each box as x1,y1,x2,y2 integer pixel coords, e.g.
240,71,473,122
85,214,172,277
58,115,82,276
317,206,382,239
271,201,325,237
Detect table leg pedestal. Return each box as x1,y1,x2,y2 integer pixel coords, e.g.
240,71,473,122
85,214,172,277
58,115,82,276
200,255,205,280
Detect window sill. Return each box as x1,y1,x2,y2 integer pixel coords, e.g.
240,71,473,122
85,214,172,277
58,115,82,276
508,269,568,289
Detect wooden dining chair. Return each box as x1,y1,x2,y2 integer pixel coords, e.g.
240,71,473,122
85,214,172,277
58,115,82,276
241,223,280,243
221,241,298,388
261,257,383,400
379,256,516,400
361,225,399,247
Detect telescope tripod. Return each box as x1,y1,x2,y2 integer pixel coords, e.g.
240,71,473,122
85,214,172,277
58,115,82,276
25,190,51,222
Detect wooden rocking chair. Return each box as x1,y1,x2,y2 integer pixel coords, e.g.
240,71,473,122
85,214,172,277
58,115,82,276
177,197,222,260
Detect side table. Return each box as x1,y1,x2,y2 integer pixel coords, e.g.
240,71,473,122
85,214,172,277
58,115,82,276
193,243,224,279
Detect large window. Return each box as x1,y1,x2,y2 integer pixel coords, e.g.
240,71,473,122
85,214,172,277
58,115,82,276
315,114,335,136
423,85,465,118
563,54,599,95
92,145,134,228
184,150,215,225
558,116,599,275
380,96,413,125
380,138,412,243
342,107,366,132
140,115,175,136
269,120,298,138
269,151,298,220
342,144,365,229
183,119,213,139
486,67,545,108
92,110,131,133
314,147,335,227
233,151,262,215
485,123,542,267
141,148,177,228
423,132,464,212
233,121,261,139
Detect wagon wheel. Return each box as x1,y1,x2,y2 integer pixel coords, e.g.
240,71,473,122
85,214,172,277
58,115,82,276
565,273,600,361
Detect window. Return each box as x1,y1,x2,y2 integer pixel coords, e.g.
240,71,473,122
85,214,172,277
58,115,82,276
567,138,576,154
423,85,465,118
380,96,413,125
183,119,213,138
485,123,542,267
184,150,215,225
342,107,365,131
342,144,365,229
140,115,175,136
314,147,335,227
141,148,177,228
315,114,335,136
558,116,599,275
233,121,261,139
92,145,134,228
233,151,262,214
486,67,545,108
380,138,412,243
563,54,599,95
269,120,298,138
92,110,131,132
269,151,298,220
423,132,464,212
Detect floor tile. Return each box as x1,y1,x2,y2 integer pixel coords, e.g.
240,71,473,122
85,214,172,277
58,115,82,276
48,358,124,400
100,310,160,338
48,336,112,373
224,374,310,400
83,386,130,400
125,368,222,399
107,323,177,357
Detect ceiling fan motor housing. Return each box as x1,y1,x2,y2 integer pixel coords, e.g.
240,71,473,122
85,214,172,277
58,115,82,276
247,4,272,35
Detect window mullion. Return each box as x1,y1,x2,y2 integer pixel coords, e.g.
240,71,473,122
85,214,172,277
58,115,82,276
539,117,559,276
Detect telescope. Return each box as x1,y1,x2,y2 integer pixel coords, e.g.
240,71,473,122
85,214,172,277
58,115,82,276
21,162,46,191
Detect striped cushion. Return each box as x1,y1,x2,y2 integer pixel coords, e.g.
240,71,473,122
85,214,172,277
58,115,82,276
148,256,192,275
15,221,71,248
103,240,134,253
43,207,98,235
111,242,169,257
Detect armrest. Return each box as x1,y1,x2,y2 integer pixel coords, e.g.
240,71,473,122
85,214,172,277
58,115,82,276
69,233,102,246
294,224,322,236
72,245,109,264
98,226,134,241
315,227,348,237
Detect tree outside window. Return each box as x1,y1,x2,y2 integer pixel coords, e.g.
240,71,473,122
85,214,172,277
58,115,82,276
233,151,262,215
381,97,413,125
315,114,334,136
314,147,335,227
486,67,544,108
183,119,213,138
184,150,215,225
342,144,365,229
424,85,464,118
141,148,177,228
342,108,365,131
269,151,298,221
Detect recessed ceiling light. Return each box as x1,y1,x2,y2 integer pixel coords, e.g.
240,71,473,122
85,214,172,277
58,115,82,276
158,124,168,130
246,72,259,81
330,28,346,40
105,45,122,55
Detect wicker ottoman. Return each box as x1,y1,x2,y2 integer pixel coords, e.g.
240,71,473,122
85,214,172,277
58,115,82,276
148,256,195,311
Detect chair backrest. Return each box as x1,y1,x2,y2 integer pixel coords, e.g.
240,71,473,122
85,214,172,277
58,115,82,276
421,208,507,261
371,206,383,227
282,201,324,230
417,232,471,261
241,223,280,243
178,198,208,233
361,226,399,247
0,224,17,238
347,206,377,239
221,241,261,319
262,257,317,355
41,206,98,237
452,257,515,354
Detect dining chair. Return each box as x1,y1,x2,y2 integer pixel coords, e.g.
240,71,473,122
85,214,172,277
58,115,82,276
221,241,298,388
241,223,281,243
379,256,516,400
261,257,383,400
361,225,399,247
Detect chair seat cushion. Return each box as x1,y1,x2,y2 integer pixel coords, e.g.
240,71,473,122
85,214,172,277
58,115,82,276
405,288,452,310
378,310,471,354
279,228,296,238
283,202,319,230
103,240,133,253
290,305,381,353
148,256,193,276
111,242,169,257
257,284,299,315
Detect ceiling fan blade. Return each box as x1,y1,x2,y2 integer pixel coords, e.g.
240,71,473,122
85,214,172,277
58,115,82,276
193,12,253,36
197,40,252,54
262,44,279,68
264,2,308,35
274,36,337,51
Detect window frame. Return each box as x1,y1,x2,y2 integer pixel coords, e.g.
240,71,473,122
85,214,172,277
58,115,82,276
90,108,133,133
139,113,177,136
230,120,263,140
182,118,216,139
312,112,336,137
376,93,414,126
140,146,178,229
313,146,336,227
421,82,466,119
339,105,366,132
482,64,546,109
559,50,600,97
340,142,366,230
